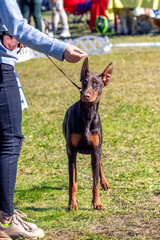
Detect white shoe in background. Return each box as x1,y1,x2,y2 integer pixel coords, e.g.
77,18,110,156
60,29,71,38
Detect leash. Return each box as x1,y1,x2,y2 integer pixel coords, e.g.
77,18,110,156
46,55,81,92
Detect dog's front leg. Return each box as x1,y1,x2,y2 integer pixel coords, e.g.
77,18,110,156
91,151,103,210
68,149,78,210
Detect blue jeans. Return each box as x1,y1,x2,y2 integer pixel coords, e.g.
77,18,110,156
0,63,23,215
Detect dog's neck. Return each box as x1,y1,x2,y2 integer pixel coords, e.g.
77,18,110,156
79,100,100,122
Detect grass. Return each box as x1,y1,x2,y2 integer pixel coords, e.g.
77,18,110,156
14,19,160,239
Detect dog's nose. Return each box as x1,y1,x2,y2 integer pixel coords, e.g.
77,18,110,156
83,92,91,99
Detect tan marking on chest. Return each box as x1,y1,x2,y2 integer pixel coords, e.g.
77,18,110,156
71,133,81,147
89,134,99,148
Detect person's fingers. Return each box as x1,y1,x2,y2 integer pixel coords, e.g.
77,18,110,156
73,46,87,54
73,46,87,59
74,51,87,60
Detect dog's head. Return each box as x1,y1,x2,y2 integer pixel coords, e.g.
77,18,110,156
80,57,113,104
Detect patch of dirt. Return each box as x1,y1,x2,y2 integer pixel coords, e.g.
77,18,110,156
45,213,160,240
89,214,160,240
46,230,83,240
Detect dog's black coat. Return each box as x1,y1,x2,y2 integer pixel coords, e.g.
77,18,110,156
63,57,113,210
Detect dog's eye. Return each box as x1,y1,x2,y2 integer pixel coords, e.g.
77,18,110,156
93,81,99,87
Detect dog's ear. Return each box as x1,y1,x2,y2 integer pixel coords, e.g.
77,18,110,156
102,62,113,86
81,57,89,80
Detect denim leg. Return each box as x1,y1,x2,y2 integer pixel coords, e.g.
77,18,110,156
0,64,23,215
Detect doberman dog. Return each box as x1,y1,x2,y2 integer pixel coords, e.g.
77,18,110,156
63,57,113,210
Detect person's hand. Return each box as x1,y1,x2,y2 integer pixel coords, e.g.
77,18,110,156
2,35,19,51
2,35,25,54
64,44,87,63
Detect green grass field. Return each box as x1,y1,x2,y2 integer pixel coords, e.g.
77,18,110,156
15,30,160,240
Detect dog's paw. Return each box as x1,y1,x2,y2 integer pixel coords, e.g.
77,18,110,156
68,201,78,211
93,201,103,210
100,178,110,190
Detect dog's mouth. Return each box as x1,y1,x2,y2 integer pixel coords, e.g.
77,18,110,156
81,96,92,103
81,93,98,104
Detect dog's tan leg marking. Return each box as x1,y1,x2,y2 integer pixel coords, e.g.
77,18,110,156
69,167,78,210
70,133,81,147
99,159,110,190
89,134,99,148
92,167,103,210
92,183,103,210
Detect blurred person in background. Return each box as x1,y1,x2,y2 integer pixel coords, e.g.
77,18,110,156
19,0,42,31
49,0,71,38
89,0,109,32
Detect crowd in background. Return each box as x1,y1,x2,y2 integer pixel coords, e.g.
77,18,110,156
18,0,160,38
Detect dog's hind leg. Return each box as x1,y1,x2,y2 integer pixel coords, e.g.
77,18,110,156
99,158,110,190
68,149,78,211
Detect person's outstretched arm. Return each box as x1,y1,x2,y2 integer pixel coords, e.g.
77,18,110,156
0,0,87,62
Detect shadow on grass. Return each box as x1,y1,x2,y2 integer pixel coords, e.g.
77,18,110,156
26,206,92,212
15,184,92,196
15,185,94,212
15,185,68,193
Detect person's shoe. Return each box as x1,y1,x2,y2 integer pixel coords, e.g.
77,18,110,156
0,212,44,239
60,29,71,38
13,210,39,230
0,231,12,240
